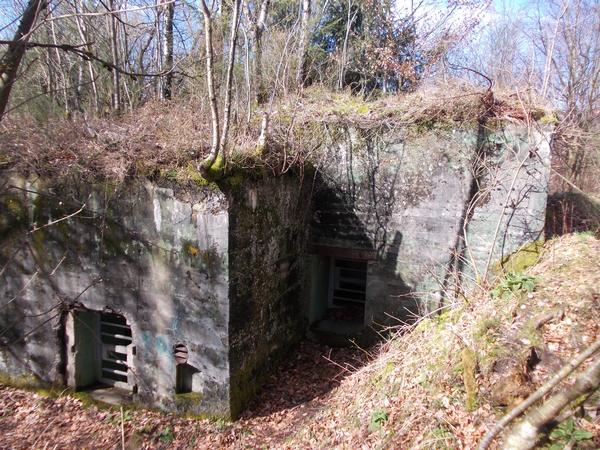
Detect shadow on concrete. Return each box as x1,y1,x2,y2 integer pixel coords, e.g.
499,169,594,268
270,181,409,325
308,162,416,347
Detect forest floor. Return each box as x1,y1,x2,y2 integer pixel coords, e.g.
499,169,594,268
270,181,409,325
1,233,599,449
0,342,368,449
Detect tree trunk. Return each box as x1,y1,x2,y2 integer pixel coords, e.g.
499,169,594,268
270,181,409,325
107,0,121,111
338,0,356,90
479,337,600,450
502,357,600,450
48,13,69,116
296,0,312,89
198,0,220,169
0,0,46,121
220,0,241,155
161,0,175,99
253,30,266,104
245,0,270,105
242,25,251,123
75,63,83,112
74,0,100,114
154,1,162,98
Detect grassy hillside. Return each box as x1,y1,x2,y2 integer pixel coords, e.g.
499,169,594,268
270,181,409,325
290,233,600,449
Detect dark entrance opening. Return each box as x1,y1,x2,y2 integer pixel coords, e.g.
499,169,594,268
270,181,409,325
308,250,371,346
328,258,367,322
71,309,134,404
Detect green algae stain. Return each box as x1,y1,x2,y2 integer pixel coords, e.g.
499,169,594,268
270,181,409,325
497,240,544,274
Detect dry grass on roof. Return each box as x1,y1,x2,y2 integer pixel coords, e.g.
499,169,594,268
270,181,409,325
0,100,216,181
273,79,554,130
0,80,554,181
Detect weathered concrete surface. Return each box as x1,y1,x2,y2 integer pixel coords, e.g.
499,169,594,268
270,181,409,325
310,121,552,326
0,119,551,416
0,171,313,418
0,176,231,417
464,124,552,279
227,175,312,417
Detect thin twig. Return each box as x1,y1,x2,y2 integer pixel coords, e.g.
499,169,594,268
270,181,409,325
120,406,125,450
29,204,86,234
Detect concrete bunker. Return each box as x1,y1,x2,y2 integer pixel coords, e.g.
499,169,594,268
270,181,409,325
0,173,310,419
306,122,553,343
0,120,552,417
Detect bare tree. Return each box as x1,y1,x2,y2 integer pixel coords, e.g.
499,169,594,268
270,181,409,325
220,0,242,155
244,0,270,105
538,0,600,190
0,0,47,121
296,0,312,89
338,0,358,90
161,0,175,99
199,0,242,172
107,0,122,111
73,0,100,113
198,0,220,170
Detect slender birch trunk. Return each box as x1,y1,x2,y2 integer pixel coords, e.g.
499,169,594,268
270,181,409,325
338,0,356,90
245,0,270,105
296,0,312,89
162,0,175,99
242,25,251,123
74,0,100,113
198,0,220,169
220,0,241,154
48,12,69,116
107,0,121,111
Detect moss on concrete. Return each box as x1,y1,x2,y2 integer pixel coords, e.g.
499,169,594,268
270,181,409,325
496,240,544,274
174,392,204,411
201,154,226,180
180,162,219,188
0,372,47,390
0,194,27,238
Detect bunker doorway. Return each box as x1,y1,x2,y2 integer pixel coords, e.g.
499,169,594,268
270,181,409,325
70,310,134,399
330,259,366,315
309,254,369,346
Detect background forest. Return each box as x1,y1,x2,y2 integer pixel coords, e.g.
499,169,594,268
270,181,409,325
1,0,599,202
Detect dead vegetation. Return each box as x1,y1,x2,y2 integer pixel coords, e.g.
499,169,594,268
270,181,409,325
0,80,553,184
0,100,212,182
0,342,367,449
276,81,553,130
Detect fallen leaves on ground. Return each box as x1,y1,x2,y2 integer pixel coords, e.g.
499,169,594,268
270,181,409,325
0,341,367,449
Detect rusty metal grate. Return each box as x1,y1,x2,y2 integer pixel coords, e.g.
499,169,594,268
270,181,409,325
100,312,132,386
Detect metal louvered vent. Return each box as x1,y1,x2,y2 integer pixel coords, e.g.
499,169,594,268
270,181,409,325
174,343,188,365
100,312,132,386
330,259,367,307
